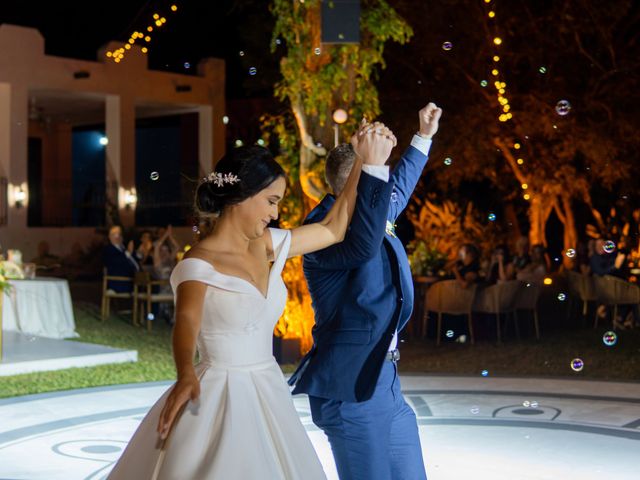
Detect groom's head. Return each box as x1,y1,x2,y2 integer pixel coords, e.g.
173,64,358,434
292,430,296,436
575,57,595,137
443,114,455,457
325,143,356,196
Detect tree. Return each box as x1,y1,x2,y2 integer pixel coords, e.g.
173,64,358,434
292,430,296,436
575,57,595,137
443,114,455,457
381,0,639,260
264,0,412,349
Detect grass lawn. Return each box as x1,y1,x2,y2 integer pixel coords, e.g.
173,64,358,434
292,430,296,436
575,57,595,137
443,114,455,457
1,303,639,399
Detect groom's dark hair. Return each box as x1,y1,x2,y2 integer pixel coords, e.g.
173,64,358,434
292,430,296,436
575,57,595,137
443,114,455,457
325,143,355,195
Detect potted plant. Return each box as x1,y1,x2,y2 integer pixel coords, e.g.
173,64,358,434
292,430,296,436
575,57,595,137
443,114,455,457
407,239,448,281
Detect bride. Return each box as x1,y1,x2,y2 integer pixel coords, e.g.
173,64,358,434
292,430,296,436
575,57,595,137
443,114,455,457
107,121,396,480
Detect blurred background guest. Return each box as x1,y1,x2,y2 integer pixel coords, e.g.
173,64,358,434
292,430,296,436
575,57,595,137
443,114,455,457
103,225,139,293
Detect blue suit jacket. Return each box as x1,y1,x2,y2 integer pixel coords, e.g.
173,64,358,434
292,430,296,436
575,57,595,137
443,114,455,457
288,145,428,402
103,244,138,293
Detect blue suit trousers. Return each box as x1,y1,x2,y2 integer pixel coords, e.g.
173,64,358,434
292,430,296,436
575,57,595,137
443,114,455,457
309,361,427,480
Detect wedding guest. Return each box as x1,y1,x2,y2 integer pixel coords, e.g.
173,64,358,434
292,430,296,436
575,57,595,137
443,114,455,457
136,230,155,270
103,225,139,293
449,243,481,288
487,244,512,284
516,244,548,284
508,235,531,278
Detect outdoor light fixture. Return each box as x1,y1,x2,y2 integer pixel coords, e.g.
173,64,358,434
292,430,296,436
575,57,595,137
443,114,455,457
119,187,138,210
99,136,109,146
9,183,28,209
332,108,348,146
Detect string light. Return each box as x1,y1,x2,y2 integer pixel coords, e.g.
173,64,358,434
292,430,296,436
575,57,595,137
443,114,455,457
106,6,179,62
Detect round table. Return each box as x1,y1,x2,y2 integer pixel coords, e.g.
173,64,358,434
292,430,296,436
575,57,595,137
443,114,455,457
1,277,78,339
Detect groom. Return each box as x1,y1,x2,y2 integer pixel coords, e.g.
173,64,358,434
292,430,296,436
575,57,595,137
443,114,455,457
289,103,441,479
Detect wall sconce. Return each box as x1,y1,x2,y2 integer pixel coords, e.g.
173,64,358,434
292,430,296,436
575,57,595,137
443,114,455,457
9,183,28,208
118,187,138,210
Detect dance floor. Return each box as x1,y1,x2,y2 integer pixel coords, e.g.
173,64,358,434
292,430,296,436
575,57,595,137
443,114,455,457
1,374,639,480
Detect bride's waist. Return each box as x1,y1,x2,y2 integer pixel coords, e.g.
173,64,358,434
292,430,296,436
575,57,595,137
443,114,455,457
196,356,277,371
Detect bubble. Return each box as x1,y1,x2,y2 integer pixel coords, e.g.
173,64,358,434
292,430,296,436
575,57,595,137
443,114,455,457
314,47,321,55
147,313,155,322
192,225,198,232
603,240,616,254
444,157,453,166
531,401,539,408
565,248,576,258
249,67,257,75
488,213,496,222
522,400,531,407
150,171,159,181
239,50,245,56
183,62,190,69
256,139,266,146
481,370,489,377
555,100,571,116
557,293,566,301
480,80,488,87
222,115,229,125
456,334,467,343
235,139,244,147
570,358,584,372
470,406,480,415
442,41,452,51
602,331,617,347
446,330,454,338
539,66,547,74
275,38,282,45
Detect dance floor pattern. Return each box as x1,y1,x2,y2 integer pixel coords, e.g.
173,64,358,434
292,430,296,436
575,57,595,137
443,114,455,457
1,375,639,480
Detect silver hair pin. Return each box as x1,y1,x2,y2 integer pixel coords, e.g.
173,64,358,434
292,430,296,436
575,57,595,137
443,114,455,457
202,172,241,187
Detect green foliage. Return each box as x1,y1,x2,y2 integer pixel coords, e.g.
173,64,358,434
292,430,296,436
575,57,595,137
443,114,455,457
407,239,448,277
265,0,413,210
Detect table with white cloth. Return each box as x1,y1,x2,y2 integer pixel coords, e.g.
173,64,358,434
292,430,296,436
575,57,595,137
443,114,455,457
1,277,78,339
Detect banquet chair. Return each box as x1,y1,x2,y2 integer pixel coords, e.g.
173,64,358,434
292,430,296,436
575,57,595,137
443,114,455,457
133,271,174,331
592,275,640,329
423,280,477,346
101,268,133,321
512,281,541,340
472,280,522,344
566,270,596,323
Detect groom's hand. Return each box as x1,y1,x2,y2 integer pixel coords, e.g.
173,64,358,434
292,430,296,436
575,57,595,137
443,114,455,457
417,102,442,139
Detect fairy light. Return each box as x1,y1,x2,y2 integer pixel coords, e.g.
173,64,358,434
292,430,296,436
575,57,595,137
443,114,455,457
106,6,179,62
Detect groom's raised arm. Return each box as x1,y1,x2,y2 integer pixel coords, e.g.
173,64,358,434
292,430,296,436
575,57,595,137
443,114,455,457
304,168,393,270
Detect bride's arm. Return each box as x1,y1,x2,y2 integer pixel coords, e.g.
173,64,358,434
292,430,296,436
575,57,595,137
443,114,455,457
288,124,395,258
157,280,206,439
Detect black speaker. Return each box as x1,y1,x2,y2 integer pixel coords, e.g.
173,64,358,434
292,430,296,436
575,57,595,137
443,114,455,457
321,0,360,44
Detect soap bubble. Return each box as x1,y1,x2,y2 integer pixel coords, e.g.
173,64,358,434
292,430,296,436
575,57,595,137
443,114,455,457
150,171,159,181
480,80,488,87
446,330,454,338
481,370,489,377
488,213,496,222
565,248,576,258
570,358,584,372
442,41,453,51
555,100,571,116
539,66,547,74
147,313,155,322
314,47,321,55
603,240,616,254
444,157,453,166
602,331,617,347
557,293,566,301
249,67,257,75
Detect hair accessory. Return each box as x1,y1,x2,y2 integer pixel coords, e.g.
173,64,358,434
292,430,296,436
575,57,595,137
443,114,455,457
202,172,241,187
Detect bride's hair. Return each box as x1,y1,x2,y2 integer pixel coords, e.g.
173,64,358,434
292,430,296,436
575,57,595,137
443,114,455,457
195,146,285,222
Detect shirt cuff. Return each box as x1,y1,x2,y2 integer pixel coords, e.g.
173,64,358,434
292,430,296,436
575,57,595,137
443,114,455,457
410,134,433,156
361,164,390,182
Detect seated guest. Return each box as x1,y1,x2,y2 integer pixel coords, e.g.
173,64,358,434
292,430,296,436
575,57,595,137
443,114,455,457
153,225,180,323
487,244,512,284
590,238,626,278
449,243,481,288
103,225,139,293
508,235,531,278
135,230,155,270
516,244,548,284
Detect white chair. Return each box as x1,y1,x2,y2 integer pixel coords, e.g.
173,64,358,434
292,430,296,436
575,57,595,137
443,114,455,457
423,280,477,345
472,280,522,343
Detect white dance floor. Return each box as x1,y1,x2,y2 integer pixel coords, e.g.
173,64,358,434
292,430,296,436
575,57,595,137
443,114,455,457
0,374,639,479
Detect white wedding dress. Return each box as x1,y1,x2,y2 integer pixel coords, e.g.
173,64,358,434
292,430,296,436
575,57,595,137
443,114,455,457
108,228,326,480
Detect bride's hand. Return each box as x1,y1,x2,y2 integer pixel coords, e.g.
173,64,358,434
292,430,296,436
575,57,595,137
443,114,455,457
157,374,201,440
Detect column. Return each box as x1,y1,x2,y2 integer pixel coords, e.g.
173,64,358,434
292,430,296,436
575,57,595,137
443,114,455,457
105,94,136,227
0,83,28,229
